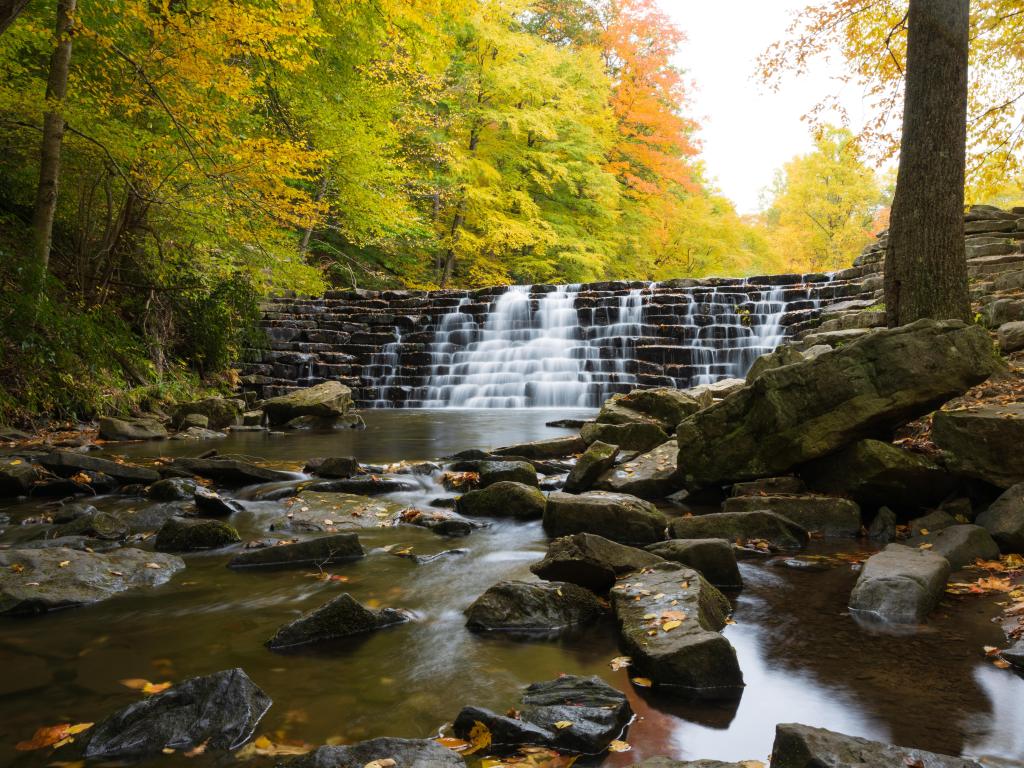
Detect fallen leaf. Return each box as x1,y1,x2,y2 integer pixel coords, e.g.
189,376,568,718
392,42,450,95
364,760,397,768
119,678,172,694
58,560,70,568
463,721,492,756
184,739,209,757
607,740,631,753
630,677,653,688
662,620,682,632
554,721,573,730
234,734,311,758
608,656,631,671
993,658,1011,669
9,563,24,574
435,737,471,752
144,562,163,570
16,723,93,751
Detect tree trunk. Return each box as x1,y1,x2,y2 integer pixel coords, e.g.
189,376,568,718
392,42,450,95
0,0,31,36
884,0,970,327
30,0,76,296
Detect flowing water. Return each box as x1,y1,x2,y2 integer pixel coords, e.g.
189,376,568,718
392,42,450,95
1,411,1022,767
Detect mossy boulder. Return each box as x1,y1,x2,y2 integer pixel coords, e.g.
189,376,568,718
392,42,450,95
721,494,862,538
596,439,678,499
668,511,808,551
154,517,240,552
530,532,664,592
597,388,704,430
565,441,619,493
171,397,245,430
478,460,538,488
544,491,666,545
465,580,604,633
581,421,668,452
99,415,168,441
932,403,1024,489
456,481,546,520
261,382,353,427
645,539,742,589
265,593,408,650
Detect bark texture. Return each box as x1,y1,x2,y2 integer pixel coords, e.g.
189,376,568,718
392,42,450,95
0,0,31,36
884,0,970,327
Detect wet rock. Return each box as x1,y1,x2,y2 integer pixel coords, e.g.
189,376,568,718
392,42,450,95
598,388,704,430
595,440,678,500
84,668,270,759
304,456,360,478
478,460,538,488
266,593,409,650
529,532,664,592
675,320,998,487
0,547,183,614
544,491,666,545
242,410,264,427
285,413,364,431
581,421,668,452
179,413,209,429
800,439,954,511
114,502,187,533
18,536,122,553
154,516,240,552
746,346,805,383
910,510,956,537
304,475,420,495
51,501,98,523
547,418,591,429
867,507,897,542
721,495,861,538
976,483,1024,552
465,580,604,633
730,476,805,496
610,562,743,697
907,524,1000,569
687,378,745,401
170,426,227,440
48,508,129,541
770,723,983,768
0,458,42,496
98,415,168,441
284,738,466,768
270,492,404,533
396,508,484,537
228,533,363,569
848,544,951,624
453,675,631,755
630,760,750,768
194,485,243,516
492,435,587,460
644,539,742,588
167,456,296,485
38,450,159,484
932,402,1024,488
172,397,244,429
147,477,198,501
456,481,547,521
262,381,354,427
668,511,808,551
1001,639,1024,670
565,441,619,493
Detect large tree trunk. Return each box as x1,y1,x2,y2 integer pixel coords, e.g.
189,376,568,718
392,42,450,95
0,0,31,36
884,0,970,327
30,0,76,295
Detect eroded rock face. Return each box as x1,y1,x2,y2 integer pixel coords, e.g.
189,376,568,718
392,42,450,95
464,580,604,633
0,547,183,614
674,320,998,488
932,403,1024,489
85,668,270,759
565,441,619,493
265,593,409,650
906,524,999,569
770,723,984,768
228,533,364,569
544,491,666,545
645,539,742,589
668,511,808,551
848,544,951,624
976,483,1024,553
456,481,547,520
478,460,538,488
596,440,678,500
262,381,353,427
610,562,743,698
529,533,664,592
721,495,861,538
453,675,631,755
284,738,466,768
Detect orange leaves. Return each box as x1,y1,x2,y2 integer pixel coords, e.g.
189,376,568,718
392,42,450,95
120,678,172,694
15,722,93,751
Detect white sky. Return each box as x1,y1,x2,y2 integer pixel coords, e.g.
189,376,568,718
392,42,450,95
666,0,870,214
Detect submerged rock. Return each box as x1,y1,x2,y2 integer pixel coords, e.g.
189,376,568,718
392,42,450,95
147,477,198,501
596,440,678,499
266,593,409,650
167,456,296,485
154,517,240,552
610,562,743,698
194,485,244,516
906,524,999,569
530,532,663,592
285,738,466,768
721,494,861,538
270,492,404,533
544,491,666,545
0,547,183,614
674,320,998,487
453,675,631,755
770,723,984,768
668,511,808,551
492,435,587,460
228,534,364,569
465,580,604,633
98,415,167,441
581,421,668,452
478,460,539,488
645,539,742,588
933,403,1024,488
909,510,957,537
38,450,159,484
85,668,270,759
47,508,129,541
976,482,1024,553
848,544,951,624
565,441,619,493
304,475,420,495
396,508,484,537
456,481,546,520
262,381,353,427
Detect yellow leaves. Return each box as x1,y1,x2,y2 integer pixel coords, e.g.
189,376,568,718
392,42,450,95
608,655,631,671
462,721,492,756
15,722,93,751
365,760,397,768
144,562,163,570
58,560,71,568
482,747,578,768
607,740,631,753
9,563,25,574
630,677,653,688
661,620,682,632
435,737,472,752
120,679,172,695
553,721,573,730
234,734,311,758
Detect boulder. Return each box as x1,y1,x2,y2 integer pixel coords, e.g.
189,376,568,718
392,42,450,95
491,435,586,459
194,485,243,516
544,491,666,545
305,475,420,495
644,539,742,588
262,382,353,427
179,412,209,429
529,533,664,592
595,440,678,500
687,378,745,400
147,477,197,501
167,456,296,485
228,533,363,569
731,476,805,496
848,544,951,624
37,450,159,484
800,439,954,511
933,403,1024,488
598,388,704,429
456,481,546,521
1001,639,1024,670
610,562,743,697
867,507,897,542
770,723,983,768
909,509,957,537
976,483,1024,552
265,593,409,650
48,508,129,541
0,458,41,496
675,320,998,487
581,421,668,452
172,397,244,429
668,511,809,551
0,547,183,614
906,524,999,569
84,668,270,759
98,415,168,441
565,441,619,493
478,460,538,488
284,738,466,768
721,495,862,538
396,508,485,537
998,321,1024,353
154,517,240,552
269,492,404,533
170,426,227,441
746,346,805,383
464,580,604,633
303,456,359,479
453,675,631,755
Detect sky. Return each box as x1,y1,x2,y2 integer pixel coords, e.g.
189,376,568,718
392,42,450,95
666,0,868,214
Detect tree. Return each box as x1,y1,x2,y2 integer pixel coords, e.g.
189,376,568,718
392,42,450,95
0,0,31,36
884,0,971,326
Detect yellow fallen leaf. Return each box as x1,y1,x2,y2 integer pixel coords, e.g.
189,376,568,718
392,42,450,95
462,721,492,756
58,560,70,568
608,656,631,671
9,563,24,574
184,739,209,757
608,740,631,753
919,528,930,535
364,760,397,768
162,747,176,754
993,658,1011,669
16,722,93,751
642,613,657,620
120,678,172,694
435,737,471,752
918,543,933,550
554,721,573,729
630,677,653,688
234,735,311,758
662,620,682,631
144,562,163,569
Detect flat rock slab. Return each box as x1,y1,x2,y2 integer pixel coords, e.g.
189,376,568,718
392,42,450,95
478,460,538,488
668,511,808,552
465,580,604,634
596,440,678,500
602,387,705,429
85,668,270,759
0,547,183,614
453,675,631,755
722,495,861,538
154,516,241,552
848,544,951,624
675,320,998,487
530,532,664,592
99,415,167,441
396,507,485,537
906,524,999,569
631,761,751,768
645,539,742,588
544,491,666,545
456,481,547,520
228,533,364,569
270,492,405,533
977,482,1024,553
492,436,586,459
731,476,805,496
168,456,297,485
932,403,1024,489
610,562,743,697
303,475,421,495
38,451,159,483
266,593,409,650
262,381,353,427
285,738,466,768
770,723,986,768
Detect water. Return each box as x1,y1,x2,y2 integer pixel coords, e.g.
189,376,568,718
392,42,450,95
1,411,1021,766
